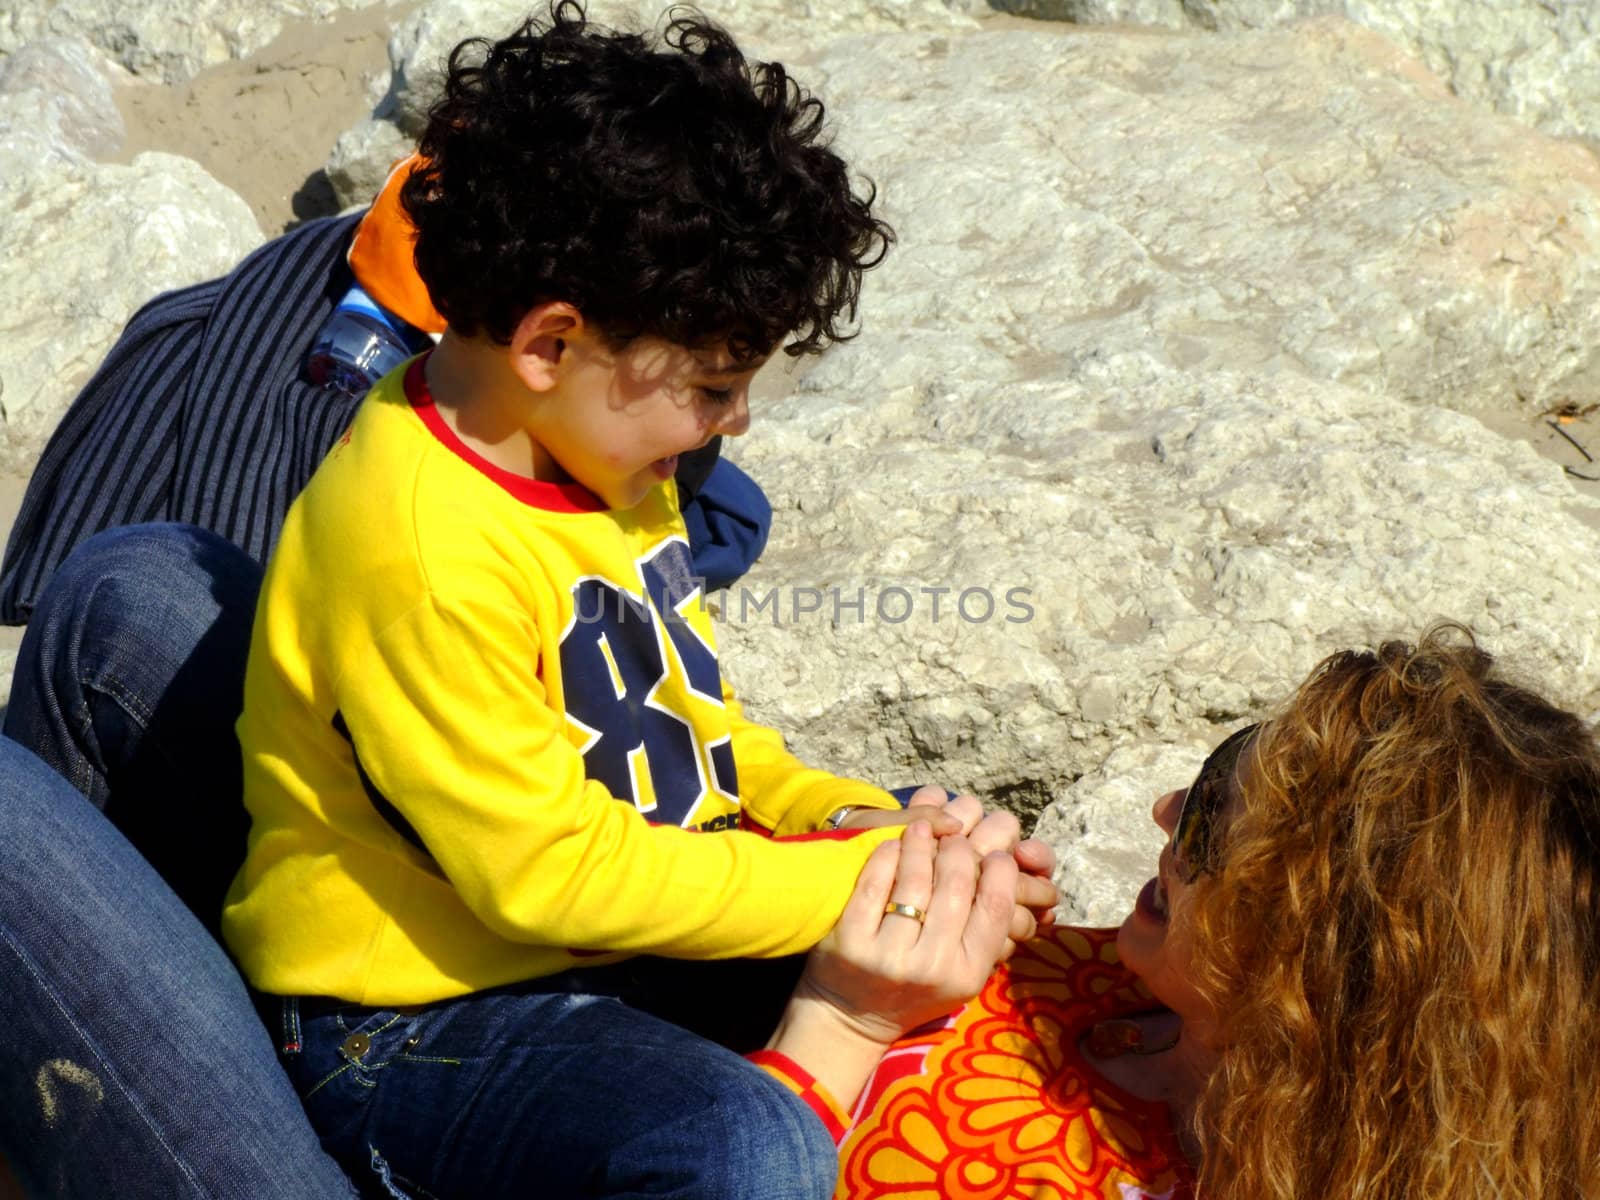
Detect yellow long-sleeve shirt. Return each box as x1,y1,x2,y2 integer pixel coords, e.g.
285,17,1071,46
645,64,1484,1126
221,357,900,1004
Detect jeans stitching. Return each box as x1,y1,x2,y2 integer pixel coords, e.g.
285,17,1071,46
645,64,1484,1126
64,696,100,799
385,1166,444,1200
304,1062,366,1099
88,672,156,727
305,1013,415,1097
335,1011,402,1040
70,673,154,807
369,1147,441,1200
362,1014,405,1040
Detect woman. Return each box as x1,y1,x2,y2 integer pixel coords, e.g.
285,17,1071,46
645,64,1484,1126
765,626,1600,1198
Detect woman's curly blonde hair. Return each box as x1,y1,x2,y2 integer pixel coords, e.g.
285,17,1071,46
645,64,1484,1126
1187,624,1600,1198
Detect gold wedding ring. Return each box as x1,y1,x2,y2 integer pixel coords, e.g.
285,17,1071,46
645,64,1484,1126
883,901,928,924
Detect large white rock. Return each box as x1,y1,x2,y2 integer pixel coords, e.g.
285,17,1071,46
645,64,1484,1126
0,24,268,466
993,0,1600,147
325,114,415,210
0,35,123,167
816,20,1600,419
0,152,262,473
712,19,1600,919
0,0,387,84
1032,740,1198,924
328,0,982,199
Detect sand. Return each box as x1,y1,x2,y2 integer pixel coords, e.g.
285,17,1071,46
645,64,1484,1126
111,2,415,235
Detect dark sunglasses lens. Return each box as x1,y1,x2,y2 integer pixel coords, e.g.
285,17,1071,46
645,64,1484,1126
1174,723,1257,881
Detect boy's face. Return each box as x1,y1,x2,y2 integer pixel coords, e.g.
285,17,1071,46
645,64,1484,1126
533,333,762,510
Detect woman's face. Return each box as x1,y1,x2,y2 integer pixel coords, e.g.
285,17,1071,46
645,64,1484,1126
1117,735,1251,1039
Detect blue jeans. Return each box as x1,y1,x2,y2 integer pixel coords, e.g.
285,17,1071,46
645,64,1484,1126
270,990,832,1199
0,735,358,1199
2,524,836,1198
5,522,262,937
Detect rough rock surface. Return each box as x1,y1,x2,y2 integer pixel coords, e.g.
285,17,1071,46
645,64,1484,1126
0,14,270,476
0,36,123,163
326,0,982,196
824,21,1600,419
0,151,261,472
1,0,386,84
1032,741,1198,925
993,0,1600,148
325,114,414,210
711,19,1600,920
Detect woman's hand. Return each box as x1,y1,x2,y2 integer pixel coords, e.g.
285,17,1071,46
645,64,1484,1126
844,789,1061,944
763,820,1016,1108
801,820,1016,1042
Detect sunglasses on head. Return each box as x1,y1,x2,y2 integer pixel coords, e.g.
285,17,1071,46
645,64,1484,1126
1172,722,1260,884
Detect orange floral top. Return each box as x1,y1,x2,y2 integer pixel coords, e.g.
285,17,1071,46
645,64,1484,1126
757,927,1194,1200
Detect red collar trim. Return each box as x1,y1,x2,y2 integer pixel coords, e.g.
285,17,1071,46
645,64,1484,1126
404,354,607,513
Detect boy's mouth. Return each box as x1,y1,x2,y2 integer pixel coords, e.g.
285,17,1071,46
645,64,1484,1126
651,454,679,480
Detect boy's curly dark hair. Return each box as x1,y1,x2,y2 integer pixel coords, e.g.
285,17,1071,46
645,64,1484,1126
401,2,893,360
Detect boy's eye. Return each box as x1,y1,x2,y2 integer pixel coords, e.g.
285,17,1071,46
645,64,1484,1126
700,386,734,404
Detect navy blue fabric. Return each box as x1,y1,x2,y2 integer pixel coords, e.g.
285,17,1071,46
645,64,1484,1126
281,988,835,1200
682,455,773,593
0,216,362,625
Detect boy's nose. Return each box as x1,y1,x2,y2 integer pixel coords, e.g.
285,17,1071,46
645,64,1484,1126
714,390,751,438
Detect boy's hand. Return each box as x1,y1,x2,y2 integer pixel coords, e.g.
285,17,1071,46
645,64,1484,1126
972,816,1058,940
937,792,1058,942
837,799,965,837
965,809,1057,949
1015,839,1059,933
836,787,986,837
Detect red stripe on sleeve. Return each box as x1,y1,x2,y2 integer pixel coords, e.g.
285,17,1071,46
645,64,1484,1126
746,1049,851,1145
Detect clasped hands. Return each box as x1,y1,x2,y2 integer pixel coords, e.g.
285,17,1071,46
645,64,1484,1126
835,785,1059,957
765,790,1058,1106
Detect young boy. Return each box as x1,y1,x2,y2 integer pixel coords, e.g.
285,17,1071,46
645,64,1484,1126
220,5,1041,1196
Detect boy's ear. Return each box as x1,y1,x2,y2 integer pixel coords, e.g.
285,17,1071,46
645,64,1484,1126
508,301,583,393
